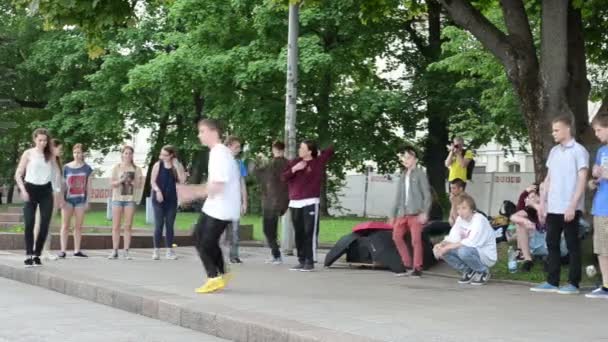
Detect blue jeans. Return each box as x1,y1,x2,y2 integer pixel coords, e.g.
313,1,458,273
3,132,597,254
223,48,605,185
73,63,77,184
443,246,488,273
152,203,177,249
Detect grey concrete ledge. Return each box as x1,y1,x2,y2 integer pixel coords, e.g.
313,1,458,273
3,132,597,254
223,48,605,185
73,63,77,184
0,261,382,342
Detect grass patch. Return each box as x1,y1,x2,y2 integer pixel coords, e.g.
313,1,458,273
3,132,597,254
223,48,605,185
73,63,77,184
491,242,597,286
50,209,367,244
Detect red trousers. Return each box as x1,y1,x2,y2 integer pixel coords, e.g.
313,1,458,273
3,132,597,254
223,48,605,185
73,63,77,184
392,215,424,271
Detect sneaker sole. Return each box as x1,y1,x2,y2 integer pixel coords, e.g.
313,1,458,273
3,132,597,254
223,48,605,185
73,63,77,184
530,288,558,293
457,279,472,284
299,269,314,272
24,265,34,268
557,290,580,295
470,282,486,286
585,294,608,299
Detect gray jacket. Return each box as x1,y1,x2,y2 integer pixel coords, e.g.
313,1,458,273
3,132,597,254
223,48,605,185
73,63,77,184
390,167,432,219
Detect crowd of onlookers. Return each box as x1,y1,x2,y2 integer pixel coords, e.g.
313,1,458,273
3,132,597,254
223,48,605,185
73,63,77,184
9,112,608,298
390,114,608,299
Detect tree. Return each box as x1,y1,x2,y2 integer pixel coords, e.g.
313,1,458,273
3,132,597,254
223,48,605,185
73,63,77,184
436,0,604,177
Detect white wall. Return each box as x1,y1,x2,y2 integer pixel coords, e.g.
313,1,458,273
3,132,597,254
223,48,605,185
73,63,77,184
330,172,536,218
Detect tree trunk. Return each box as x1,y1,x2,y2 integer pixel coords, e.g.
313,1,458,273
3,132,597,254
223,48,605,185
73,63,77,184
6,144,19,204
140,113,169,205
422,0,449,197
189,91,208,185
438,0,592,181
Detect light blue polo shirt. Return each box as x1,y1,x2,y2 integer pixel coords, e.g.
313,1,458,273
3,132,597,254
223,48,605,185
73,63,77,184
592,145,608,216
546,139,589,214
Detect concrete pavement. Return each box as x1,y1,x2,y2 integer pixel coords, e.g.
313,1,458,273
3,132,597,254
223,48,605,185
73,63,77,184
0,277,227,342
0,247,605,342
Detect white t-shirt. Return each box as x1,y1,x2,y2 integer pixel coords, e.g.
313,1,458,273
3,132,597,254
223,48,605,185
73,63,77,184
545,140,589,214
203,144,241,221
444,212,497,267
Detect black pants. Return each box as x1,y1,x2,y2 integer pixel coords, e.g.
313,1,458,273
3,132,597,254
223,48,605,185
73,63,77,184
423,221,452,237
194,213,229,278
263,214,281,258
23,182,53,256
152,202,177,249
290,203,319,265
546,212,581,287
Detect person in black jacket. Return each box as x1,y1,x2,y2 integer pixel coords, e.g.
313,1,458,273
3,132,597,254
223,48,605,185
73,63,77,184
252,141,290,264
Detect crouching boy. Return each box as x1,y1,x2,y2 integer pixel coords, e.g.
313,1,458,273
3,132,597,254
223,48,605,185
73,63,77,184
434,194,497,285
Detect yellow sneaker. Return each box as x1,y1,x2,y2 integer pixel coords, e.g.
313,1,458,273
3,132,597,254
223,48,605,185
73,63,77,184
222,272,234,285
194,277,225,294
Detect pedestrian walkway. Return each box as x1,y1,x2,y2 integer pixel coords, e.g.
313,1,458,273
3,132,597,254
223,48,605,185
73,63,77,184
0,277,227,342
0,247,605,341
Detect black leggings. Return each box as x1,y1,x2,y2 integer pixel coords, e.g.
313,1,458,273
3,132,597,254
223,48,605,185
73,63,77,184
263,214,281,258
290,204,320,265
194,213,230,278
23,182,53,256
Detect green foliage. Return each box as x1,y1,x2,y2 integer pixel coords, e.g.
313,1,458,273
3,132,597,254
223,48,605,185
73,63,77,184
430,14,527,150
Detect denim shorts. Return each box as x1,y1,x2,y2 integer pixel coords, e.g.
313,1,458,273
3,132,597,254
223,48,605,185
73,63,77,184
112,200,136,208
64,199,86,208
529,230,548,256
529,230,568,257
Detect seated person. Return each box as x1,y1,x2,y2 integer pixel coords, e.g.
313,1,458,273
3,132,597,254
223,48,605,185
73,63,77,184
433,194,497,286
510,185,545,271
510,184,569,272
424,178,467,237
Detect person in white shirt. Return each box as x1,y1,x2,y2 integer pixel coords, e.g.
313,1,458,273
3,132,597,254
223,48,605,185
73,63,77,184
433,194,497,285
14,128,62,268
177,119,241,294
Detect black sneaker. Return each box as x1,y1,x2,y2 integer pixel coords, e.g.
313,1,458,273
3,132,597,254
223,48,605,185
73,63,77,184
409,269,422,278
73,251,88,258
230,257,242,264
470,271,490,286
24,257,33,268
289,263,305,271
521,260,533,272
458,271,475,284
57,252,67,259
33,257,42,267
300,264,314,272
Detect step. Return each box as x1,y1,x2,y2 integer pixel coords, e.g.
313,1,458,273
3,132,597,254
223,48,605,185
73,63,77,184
3,207,21,214
0,213,23,223
0,222,20,229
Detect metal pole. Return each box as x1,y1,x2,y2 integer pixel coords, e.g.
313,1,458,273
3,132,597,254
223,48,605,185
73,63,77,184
281,2,300,255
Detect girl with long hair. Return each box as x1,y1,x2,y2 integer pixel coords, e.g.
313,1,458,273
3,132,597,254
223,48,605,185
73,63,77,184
14,129,62,267
108,145,143,260
150,145,186,260
59,143,94,258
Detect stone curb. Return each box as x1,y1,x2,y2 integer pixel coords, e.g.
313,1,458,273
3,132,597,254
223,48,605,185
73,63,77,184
0,261,382,342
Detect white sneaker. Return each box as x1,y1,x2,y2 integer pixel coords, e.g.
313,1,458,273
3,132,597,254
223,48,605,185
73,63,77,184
265,257,282,265
43,253,58,261
152,249,160,260
123,250,132,260
166,249,178,260
107,250,118,259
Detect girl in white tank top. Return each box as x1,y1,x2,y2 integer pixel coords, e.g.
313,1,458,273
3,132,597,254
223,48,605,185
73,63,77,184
14,129,61,267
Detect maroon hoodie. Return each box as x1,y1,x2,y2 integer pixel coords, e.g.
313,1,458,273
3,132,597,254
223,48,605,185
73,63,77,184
282,146,334,200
